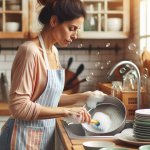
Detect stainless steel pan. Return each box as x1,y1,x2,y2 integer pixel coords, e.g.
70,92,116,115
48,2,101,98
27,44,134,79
82,95,127,136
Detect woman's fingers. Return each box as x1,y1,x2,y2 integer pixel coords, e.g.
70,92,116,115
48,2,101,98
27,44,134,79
65,107,91,123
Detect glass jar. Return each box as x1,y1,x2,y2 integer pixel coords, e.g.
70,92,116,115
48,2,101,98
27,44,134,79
111,81,122,98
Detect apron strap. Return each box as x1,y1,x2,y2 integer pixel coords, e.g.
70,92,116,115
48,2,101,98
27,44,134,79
38,33,50,69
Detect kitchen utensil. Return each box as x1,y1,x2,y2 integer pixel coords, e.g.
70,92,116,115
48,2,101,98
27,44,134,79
139,145,150,150
66,57,73,70
65,78,86,90
115,128,150,146
0,73,9,101
83,141,115,150
102,18,122,31
91,119,100,127
64,70,79,94
6,22,20,32
65,64,84,88
82,95,126,136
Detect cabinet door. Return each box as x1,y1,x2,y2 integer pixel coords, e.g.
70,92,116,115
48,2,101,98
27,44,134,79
79,0,130,39
0,0,29,39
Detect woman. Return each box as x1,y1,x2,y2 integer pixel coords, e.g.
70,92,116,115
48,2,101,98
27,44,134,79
0,0,105,149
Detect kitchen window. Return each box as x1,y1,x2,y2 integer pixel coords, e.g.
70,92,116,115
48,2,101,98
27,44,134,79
140,0,150,52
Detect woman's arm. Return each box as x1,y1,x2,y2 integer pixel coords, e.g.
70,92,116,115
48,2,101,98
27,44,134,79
58,93,89,106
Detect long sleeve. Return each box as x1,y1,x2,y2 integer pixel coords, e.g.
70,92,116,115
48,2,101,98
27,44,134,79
9,42,42,121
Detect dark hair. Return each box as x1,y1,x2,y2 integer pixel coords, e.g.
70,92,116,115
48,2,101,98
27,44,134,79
38,0,86,25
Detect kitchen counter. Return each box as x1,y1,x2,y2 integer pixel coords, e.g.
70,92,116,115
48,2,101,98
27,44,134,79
0,102,140,150
0,101,10,115
56,118,139,150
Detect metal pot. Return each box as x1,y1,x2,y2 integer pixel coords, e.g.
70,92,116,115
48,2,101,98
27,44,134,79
82,95,127,136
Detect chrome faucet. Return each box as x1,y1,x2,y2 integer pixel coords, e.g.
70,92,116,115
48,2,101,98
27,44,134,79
107,61,141,109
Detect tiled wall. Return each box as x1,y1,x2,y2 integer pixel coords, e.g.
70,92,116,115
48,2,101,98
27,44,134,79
0,39,126,92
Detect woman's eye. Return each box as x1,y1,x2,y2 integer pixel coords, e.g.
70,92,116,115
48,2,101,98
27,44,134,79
69,26,75,31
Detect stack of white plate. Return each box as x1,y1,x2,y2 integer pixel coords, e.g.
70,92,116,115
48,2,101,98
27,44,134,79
133,109,150,141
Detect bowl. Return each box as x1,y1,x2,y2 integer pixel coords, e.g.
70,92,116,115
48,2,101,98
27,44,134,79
6,22,20,32
83,141,115,150
139,145,150,150
101,148,128,150
8,4,20,10
102,18,122,31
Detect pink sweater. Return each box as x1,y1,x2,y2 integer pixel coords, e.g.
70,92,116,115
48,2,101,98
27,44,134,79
9,41,59,121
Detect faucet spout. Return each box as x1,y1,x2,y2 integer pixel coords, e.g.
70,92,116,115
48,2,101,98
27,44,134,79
108,61,141,109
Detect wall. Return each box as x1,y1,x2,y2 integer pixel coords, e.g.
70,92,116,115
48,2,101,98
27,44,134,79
125,0,150,107
0,39,125,92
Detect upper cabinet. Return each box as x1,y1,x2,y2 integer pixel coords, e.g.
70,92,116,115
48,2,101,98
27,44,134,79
0,0,29,39
0,0,130,39
79,0,130,39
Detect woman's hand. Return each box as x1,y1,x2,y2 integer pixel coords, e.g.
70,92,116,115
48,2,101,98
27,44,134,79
84,90,106,109
64,107,91,124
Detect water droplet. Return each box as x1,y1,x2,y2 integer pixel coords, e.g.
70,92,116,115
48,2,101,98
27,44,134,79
78,43,83,48
97,51,100,56
86,72,95,82
100,65,104,70
95,62,101,68
143,68,149,77
106,43,110,47
128,43,137,51
106,60,111,65
136,51,139,55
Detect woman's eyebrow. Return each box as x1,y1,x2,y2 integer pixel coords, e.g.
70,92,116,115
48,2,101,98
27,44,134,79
71,25,81,30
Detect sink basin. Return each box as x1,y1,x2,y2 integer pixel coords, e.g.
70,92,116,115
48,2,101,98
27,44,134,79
62,120,133,139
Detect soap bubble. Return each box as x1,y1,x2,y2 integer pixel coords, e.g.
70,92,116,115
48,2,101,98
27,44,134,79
100,65,104,70
128,43,137,51
143,68,149,77
97,51,101,56
106,43,111,48
106,60,111,65
78,43,83,48
86,72,95,82
136,51,140,55
95,62,101,68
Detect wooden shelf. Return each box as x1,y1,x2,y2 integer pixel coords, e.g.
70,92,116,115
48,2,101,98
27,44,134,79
0,0,28,39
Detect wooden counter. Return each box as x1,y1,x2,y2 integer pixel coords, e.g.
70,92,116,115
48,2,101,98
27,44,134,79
0,101,10,115
56,118,139,150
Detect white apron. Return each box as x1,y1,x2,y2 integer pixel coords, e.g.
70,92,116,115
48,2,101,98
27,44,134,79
0,34,65,150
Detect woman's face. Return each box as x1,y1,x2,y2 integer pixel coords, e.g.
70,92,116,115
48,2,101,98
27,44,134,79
52,17,84,47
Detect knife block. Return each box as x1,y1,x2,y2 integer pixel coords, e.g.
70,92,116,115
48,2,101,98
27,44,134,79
63,70,79,94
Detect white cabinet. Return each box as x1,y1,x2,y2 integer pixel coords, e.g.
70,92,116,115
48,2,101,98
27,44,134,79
79,0,130,39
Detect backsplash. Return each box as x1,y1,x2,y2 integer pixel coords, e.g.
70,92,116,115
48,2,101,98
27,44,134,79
0,39,125,92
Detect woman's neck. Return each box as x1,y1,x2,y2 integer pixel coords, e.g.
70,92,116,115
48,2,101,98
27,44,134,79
40,29,55,52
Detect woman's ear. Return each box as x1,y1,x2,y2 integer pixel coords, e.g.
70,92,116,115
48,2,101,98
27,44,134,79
50,16,58,28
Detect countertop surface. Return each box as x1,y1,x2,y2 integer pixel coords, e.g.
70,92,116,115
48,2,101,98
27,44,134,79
56,118,139,150
0,101,10,115
0,102,143,150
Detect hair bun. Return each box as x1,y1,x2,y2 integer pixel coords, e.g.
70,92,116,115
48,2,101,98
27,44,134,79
37,0,56,6
37,0,48,5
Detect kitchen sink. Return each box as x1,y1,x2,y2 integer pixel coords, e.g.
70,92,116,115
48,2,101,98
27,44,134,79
62,120,133,139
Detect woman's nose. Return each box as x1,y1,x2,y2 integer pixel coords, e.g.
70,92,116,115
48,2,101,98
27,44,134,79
71,31,78,40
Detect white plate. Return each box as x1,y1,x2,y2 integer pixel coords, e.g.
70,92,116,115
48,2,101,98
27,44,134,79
116,133,150,146
135,109,150,116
